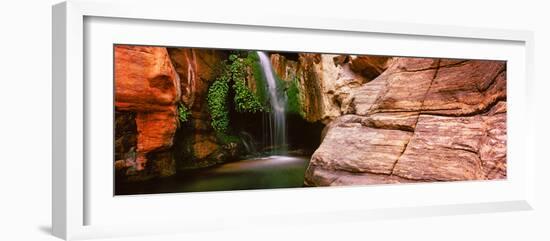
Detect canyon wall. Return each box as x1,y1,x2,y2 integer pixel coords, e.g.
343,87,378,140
114,46,506,185
270,54,390,123
115,46,237,180
167,48,240,170
114,46,180,179
303,57,507,185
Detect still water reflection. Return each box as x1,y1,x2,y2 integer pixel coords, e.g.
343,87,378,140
115,155,310,195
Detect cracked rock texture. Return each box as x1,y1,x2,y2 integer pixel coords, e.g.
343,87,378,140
305,57,507,186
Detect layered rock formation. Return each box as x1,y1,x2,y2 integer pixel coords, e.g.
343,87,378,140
304,57,507,185
115,46,235,180
114,46,507,186
114,46,180,177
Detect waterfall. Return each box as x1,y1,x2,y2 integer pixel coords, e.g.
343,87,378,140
239,131,257,155
257,51,287,154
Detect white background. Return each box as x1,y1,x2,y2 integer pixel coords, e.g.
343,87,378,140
0,0,548,240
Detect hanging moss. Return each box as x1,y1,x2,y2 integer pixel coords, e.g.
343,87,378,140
233,79,263,113
230,54,263,113
207,78,230,133
267,59,303,117
217,133,240,144
177,103,190,123
207,53,265,135
245,52,269,107
286,76,304,117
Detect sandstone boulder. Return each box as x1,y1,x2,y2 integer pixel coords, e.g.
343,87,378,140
305,57,507,186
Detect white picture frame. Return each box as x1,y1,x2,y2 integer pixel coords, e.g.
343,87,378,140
52,0,535,240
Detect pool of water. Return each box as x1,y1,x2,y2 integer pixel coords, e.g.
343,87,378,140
115,155,310,195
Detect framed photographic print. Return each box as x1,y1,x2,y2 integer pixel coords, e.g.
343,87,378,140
52,0,535,240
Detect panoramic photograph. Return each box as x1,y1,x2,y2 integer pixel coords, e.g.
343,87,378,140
114,45,507,195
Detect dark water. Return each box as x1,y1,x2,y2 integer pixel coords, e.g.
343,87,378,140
115,155,310,195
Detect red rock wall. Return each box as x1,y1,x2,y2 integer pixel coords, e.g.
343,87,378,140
113,47,506,185
114,45,180,172
167,48,233,168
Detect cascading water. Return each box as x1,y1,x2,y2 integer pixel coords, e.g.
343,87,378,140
257,51,287,154
239,131,257,155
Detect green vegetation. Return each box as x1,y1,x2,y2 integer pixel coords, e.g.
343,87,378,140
207,53,264,135
207,51,306,137
229,54,263,113
233,79,263,113
286,76,303,116
207,79,230,133
217,133,240,144
177,103,190,123
245,52,268,106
